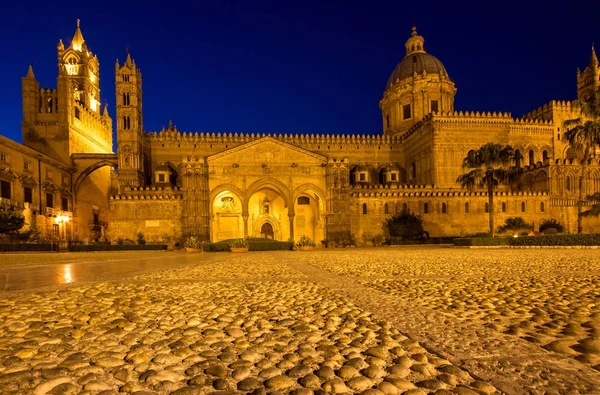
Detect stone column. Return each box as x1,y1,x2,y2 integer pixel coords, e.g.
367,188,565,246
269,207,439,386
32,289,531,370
288,213,295,241
243,215,249,238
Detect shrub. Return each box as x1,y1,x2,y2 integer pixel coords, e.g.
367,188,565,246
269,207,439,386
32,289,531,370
229,238,249,248
497,217,532,234
372,233,385,246
471,232,492,238
509,234,600,246
453,237,511,246
385,209,424,240
295,235,316,247
203,238,293,252
68,244,167,252
0,208,25,234
184,236,203,249
539,219,564,233
137,232,146,245
454,234,600,247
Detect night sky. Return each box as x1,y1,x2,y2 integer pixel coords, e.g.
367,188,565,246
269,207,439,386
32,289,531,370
1,1,599,148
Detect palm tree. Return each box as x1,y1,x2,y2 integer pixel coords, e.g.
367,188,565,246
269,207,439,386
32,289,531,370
563,91,600,233
457,143,515,237
581,192,600,218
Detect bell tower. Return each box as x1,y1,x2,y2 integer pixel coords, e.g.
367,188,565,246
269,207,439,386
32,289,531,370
116,51,145,188
22,19,112,163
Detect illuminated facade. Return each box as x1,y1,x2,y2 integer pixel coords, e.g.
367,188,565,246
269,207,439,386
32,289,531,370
1,23,600,244
1,21,114,242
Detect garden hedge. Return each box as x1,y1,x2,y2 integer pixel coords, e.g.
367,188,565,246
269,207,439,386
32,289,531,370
68,244,168,252
0,243,57,252
454,234,600,247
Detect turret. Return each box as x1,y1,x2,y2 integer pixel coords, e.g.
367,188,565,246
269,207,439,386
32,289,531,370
577,44,600,103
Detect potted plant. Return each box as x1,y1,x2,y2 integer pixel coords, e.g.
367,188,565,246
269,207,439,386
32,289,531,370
230,238,249,253
295,235,316,251
184,236,203,253
372,233,384,247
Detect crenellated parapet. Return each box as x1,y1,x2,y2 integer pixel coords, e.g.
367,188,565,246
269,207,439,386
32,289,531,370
111,185,183,200
147,129,403,147
350,184,549,198
523,100,580,123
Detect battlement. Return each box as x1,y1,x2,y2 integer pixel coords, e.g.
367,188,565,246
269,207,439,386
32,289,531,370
147,129,403,146
350,183,548,198
111,185,183,200
523,100,577,120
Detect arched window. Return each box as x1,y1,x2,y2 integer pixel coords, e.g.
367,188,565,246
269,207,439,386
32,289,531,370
384,203,389,214
542,150,548,161
501,202,506,213
521,202,526,212
485,202,489,213
362,203,367,215
402,203,408,211
514,150,522,168
441,203,447,214
464,202,469,213
529,150,535,166
540,202,545,212
410,163,416,180
566,176,572,191
423,203,429,214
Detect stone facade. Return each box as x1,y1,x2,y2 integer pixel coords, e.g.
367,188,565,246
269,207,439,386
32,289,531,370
1,24,600,244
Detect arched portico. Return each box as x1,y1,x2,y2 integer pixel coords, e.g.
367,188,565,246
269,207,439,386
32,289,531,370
71,153,118,241
292,183,326,244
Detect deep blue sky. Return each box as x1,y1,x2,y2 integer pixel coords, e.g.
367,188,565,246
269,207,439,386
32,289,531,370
1,0,599,146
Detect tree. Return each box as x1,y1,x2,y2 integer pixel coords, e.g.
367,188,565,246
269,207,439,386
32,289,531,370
385,208,424,240
564,91,600,233
497,217,532,234
457,143,516,237
581,192,600,218
0,207,25,234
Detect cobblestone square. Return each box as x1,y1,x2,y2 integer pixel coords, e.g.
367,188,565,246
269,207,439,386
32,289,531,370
1,248,599,394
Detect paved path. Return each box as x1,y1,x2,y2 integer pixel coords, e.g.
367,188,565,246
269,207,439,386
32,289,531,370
284,258,600,394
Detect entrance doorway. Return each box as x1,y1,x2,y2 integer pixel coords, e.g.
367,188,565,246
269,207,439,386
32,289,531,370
260,222,274,239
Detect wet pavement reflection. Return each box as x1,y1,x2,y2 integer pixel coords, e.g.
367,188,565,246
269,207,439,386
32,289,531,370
0,252,228,292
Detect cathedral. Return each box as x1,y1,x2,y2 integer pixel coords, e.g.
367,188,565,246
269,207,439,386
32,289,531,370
1,22,599,244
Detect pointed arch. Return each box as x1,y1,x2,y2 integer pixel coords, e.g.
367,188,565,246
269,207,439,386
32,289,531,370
244,177,290,209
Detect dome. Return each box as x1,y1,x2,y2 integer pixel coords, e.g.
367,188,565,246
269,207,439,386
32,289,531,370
386,52,448,88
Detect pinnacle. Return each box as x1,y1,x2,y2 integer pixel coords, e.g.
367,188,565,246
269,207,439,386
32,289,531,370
591,43,598,67
71,19,85,51
26,64,35,79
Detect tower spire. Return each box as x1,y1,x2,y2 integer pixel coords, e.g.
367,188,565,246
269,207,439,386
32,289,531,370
591,43,599,68
26,63,35,79
125,47,133,67
71,19,85,51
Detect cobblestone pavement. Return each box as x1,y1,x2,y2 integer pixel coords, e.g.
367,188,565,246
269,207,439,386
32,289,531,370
0,248,599,394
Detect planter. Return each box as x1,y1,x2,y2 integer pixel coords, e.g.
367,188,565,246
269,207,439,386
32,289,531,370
297,246,314,251
230,247,249,253
185,247,203,253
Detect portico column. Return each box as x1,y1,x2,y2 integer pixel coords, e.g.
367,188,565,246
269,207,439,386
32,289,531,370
243,215,249,238
288,213,295,241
